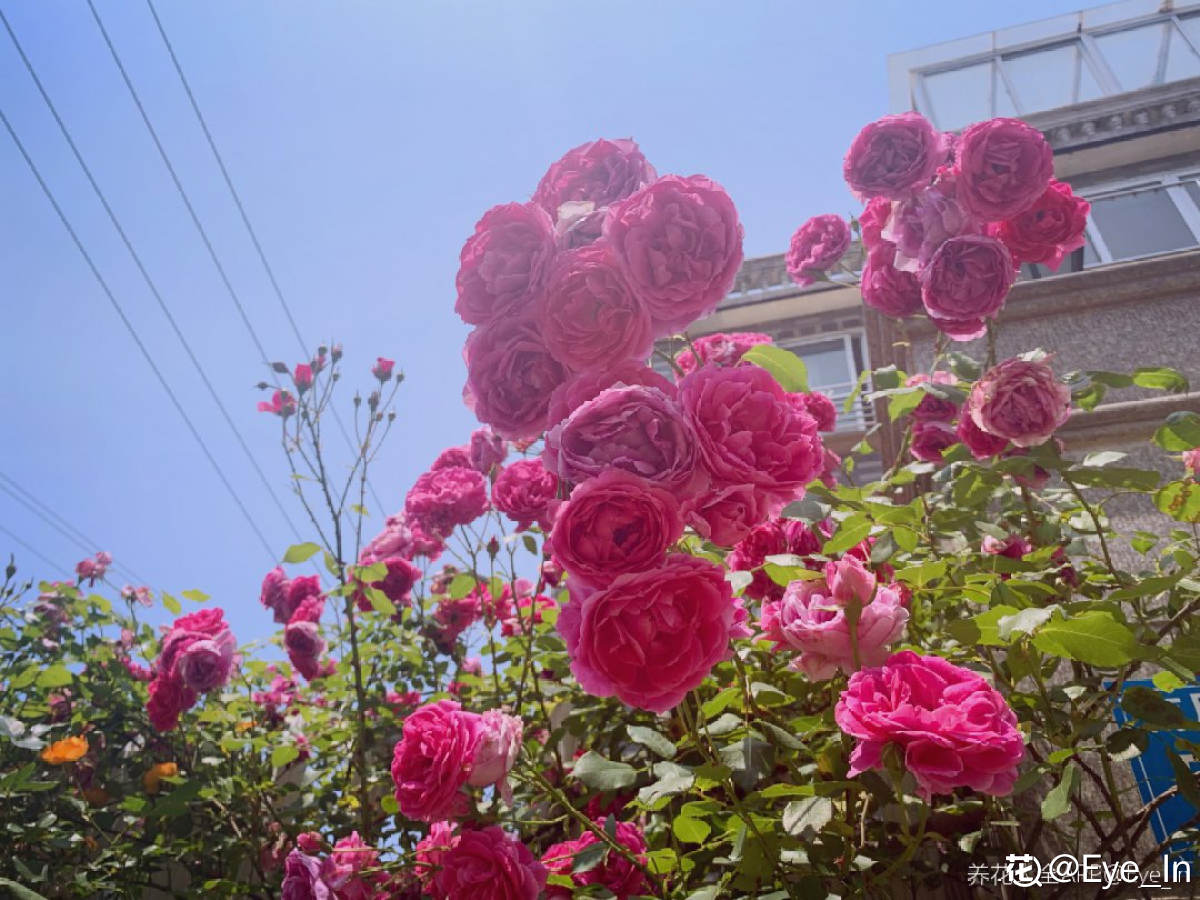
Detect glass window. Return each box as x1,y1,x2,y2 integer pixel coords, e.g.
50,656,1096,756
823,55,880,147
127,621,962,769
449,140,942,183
1163,23,1200,82
790,338,854,389
1178,13,1200,55
1094,22,1168,90
1089,186,1198,260
1184,179,1200,212
1003,42,1102,112
922,63,991,130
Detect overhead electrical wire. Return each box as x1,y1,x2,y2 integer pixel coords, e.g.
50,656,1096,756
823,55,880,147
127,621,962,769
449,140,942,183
0,522,68,576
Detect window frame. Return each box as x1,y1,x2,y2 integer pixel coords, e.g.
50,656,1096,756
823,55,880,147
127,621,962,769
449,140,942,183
776,331,874,432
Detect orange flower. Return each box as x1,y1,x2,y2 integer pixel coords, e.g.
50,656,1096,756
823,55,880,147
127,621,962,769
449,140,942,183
143,761,178,794
82,786,111,806
40,735,87,765
236,719,255,733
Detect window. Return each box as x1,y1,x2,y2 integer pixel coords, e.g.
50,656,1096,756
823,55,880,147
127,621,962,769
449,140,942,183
779,333,873,432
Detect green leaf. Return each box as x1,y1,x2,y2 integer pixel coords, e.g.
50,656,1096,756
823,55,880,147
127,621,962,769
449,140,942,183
283,542,321,563
363,586,396,617
1063,466,1160,491
637,761,694,807
672,814,711,843
35,664,72,689
742,345,809,392
270,745,301,768
686,888,722,900
571,841,608,874
1154,412,1200,451
1121,686,1196,730
997,606,1056,640
1155,481,1200,523
782,796,833,837
822,516,872,555
0,879,50,900
886,388,924,422
1167,747,1200,810
626,725,676,759
380,794,399,815
447,573,478,599
1132,366,1188,393
162,592,181,615
1041,763,1079,821
571,751,636,792
1032,611,1142,667
181,589,209,604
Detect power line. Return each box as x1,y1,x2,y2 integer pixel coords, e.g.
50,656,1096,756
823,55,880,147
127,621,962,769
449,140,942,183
0,522,69,577
143,0,387,515
0,472,148,585
0,101,278,564
1,9,301,559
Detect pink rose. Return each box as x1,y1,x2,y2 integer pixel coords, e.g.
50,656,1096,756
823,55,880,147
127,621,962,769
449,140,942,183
467,710,523,797
679,363,823,493
991,179,1090,271
786,214,851,287
545,362,676,426
907,372,959,422
835,650,1025,798
554,203,607,250
682,483,783,548
954,118,1053,222
431,826,546,900
761,557,908,680
956,413,1008,459
285,621,326,681
469,427,507,473
549,469,683,587
464,317,570,441
431,594,482,651
674,331,773,377
558,554,748,713
260,566,293,624
861,242,923,317
390,700,483,822
727,517,823,602
605,174,744,334
175,632,236,693
405,466,490,536
884,184,980,272
492,458,559,530
293,363,314,393
968,358,1071,448
920,234,1015,341
257,389,296,417
75,551,112,585
793,391,837,432
858,196,892,250
322,831,382,898
286,576,325,623
544,384,704,495
431,446,473,471
910,421,957,463
1183,448,1200,477
454,202,556,326
146,675,194,732
415,821,458,890
532,138,656,217
281,850,330,900
371,356,395,382
354,556,421,612
543,818,648,898
360,513,415,563
982,534,1031,559
536,244,653,372
843,113,942,201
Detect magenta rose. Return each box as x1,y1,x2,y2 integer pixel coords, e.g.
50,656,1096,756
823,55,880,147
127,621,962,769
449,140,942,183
454,202,556,326
793,390,837,432
545,362,676,427
431,826,546,900
884,183,980,271
679,364,823,493
861,241,923,317
605,174,744,334
858,196,892,250
260,566,293,624
542,818,649,899
280,850,328,900
920,234,1015,341
390,700,483,822
557,554,748,713
549,469,684,587
431,445,473,471
835,650,1025,798
544,384,704,494
786,214,851,287
536,244,653,372
532,138,656,217
726,517,823,602
176,631,236,694
284,621,326,681
968,357,1071,448
469,427,507,473
405,465,490,536
982,534,1031,559
910,421,958,463
954,117,1053,222
491,458,559,530
843,113,942,201
146,675,195,732
682,483,784,548
354,556,421,612
991,179,1090,270
907,372,959,422
956,414,1008,459
360,513,415,563
464,317,570,441
761,556,908,680
674,331,773,376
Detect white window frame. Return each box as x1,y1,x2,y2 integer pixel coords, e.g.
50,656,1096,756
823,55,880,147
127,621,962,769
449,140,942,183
778,331,873,432
1078,169,1200,266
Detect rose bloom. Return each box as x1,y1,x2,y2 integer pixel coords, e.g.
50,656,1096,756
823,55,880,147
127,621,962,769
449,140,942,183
491,458,559,530
968,358,1071,448
464,317,569,441
910,421,958,464
546,361,676,426
843,112,942,201
176,631,236,693
360,513,414,563
280,849,327,900
532,138,656,217
469,427,507,473
41,735,88,765
259,566,293,624
467,710,523,799
544,384,704,495
884,183,980,272
549,469,684,587
431,826,546,900
354,556,421,612
907,372,959,422
793,391,837,432
454,202,556,326
727,517,823,602
786,214,851,287
920,234,1015,341
1183,448,1200,477
682,482,785,548
405,465,490,536
954,117,1053,222
858,196,892,250
957,413,1009,459
542,818,649,898
982,534,1032,559
257,389,295,417
680,364,823,493
558,554,748,713
605,174,744,334
761,556,909,680
536,244,653,372
674,331,773,376
431,445,473,471
285,621,326,681
554,202,607,250
835,650,1025,798
861,241,923,317
391,700,482,822
146,675,195,733
991,179,1090,271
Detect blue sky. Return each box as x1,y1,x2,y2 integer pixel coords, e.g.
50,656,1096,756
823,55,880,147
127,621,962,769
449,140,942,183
0,0,1086,642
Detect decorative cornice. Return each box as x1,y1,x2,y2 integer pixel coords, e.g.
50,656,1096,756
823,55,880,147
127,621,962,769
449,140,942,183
1027,77,1200,153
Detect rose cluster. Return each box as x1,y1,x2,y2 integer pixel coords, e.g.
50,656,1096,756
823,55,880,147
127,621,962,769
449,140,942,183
415,822,547,899
259,567,329,681
281,831,391,899
146,608,236,732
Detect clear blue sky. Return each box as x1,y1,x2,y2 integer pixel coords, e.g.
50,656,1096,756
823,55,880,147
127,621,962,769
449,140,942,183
0,0,1085,642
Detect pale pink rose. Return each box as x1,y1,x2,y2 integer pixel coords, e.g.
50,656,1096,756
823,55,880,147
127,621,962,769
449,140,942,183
390,700,483,822
464,317,570,441
920,234,1015,341
431,826,546,900
835,650,1025,798
954,117,1053,222
991,179,1090,271
761,556,908,680
968,358,1071,448
843,113,942,201
558,554,748,713
455,202,556,326
1183,448,1200,477
532,138,657,216
469,427,507,473
786,214,851,286
605,174,744,334
467,710,523,798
